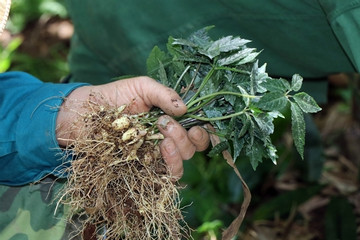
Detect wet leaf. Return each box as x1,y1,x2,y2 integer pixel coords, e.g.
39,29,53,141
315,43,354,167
208,141,229,158
291,74,303,91
261,78,290,92
257,92,288,111
293,92,322,113
236,51,261,65
200,36,251,59
253,113,275,136
246,139,263,170
217,48,257,66
157,60,168,86
290,101,305,159
146,46,168,77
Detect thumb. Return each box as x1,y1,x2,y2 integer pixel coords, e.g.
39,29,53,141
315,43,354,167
136,77,187,116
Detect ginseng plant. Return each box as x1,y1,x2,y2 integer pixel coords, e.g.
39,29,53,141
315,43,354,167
147,26,321,168
60,26,321,240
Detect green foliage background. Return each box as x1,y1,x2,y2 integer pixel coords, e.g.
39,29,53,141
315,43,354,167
1,0,69,82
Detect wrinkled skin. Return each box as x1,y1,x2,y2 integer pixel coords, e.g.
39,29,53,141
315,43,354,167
56,76,210,179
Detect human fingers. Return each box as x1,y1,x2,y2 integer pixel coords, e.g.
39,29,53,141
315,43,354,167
159,138,183,179
131,77,187,116
157,115,196,160
188,126,210,152
95,76,187,115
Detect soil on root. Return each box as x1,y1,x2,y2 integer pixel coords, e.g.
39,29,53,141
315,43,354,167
57,99,189,240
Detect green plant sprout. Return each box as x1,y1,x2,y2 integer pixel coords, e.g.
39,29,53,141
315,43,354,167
145,26,322,170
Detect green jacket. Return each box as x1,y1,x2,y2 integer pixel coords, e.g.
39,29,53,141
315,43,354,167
1,0,359,239
67,0,359,85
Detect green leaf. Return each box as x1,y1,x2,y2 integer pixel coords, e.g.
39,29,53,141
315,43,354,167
187,26,214,49
200,36,251,59
237,85,251,107
208,141,229,158
261,78,290,92
203,70,223,95
291,74,303,91
157,60,168,86
249,61,259,95
146,46,168,77
172,38,198,48
239,115,251,137
166,36,182,57
232,116,249,162
293,92,322,113
246,139,263,170
244,115,256,151
169,37,210,64
223,89,237,106
290,102,305,159
253,113,275,136
236,51,261,65
233,137,245,162
204,109,223,119
252,63,269,93
266,141,278,165
257,92,288,111
217,48,256,66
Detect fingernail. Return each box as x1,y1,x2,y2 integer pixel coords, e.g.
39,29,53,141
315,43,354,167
158,116,172,130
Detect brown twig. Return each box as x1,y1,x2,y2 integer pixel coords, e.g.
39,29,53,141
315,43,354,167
205,124,252,240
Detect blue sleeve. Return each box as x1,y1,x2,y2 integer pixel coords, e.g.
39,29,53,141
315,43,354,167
0,71,90,186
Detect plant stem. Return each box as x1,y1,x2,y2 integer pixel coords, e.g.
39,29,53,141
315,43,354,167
184,109,247,122
187,96,216,113
185,66,216,105
174,65,190,92
214,66,250,75
187,91,258,109
181,64,201,101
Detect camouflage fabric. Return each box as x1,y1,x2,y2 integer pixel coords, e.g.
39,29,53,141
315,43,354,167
0,177,79,240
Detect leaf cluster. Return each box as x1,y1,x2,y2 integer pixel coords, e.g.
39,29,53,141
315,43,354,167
146,27,321,170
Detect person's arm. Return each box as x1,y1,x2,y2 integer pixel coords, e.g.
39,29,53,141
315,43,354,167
1,72,209,186
0,71,89,186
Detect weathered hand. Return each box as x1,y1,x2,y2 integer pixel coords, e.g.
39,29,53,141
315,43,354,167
56,76,210,179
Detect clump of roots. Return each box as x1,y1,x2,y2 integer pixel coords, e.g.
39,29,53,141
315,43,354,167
58,100,189,240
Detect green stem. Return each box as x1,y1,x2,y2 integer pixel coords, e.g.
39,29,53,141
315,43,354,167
184,109,247,122
187,96,216,113
186,66,216,105
187,91,258,109
174,65,190,92
214,66,250,75
182,63,201,101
